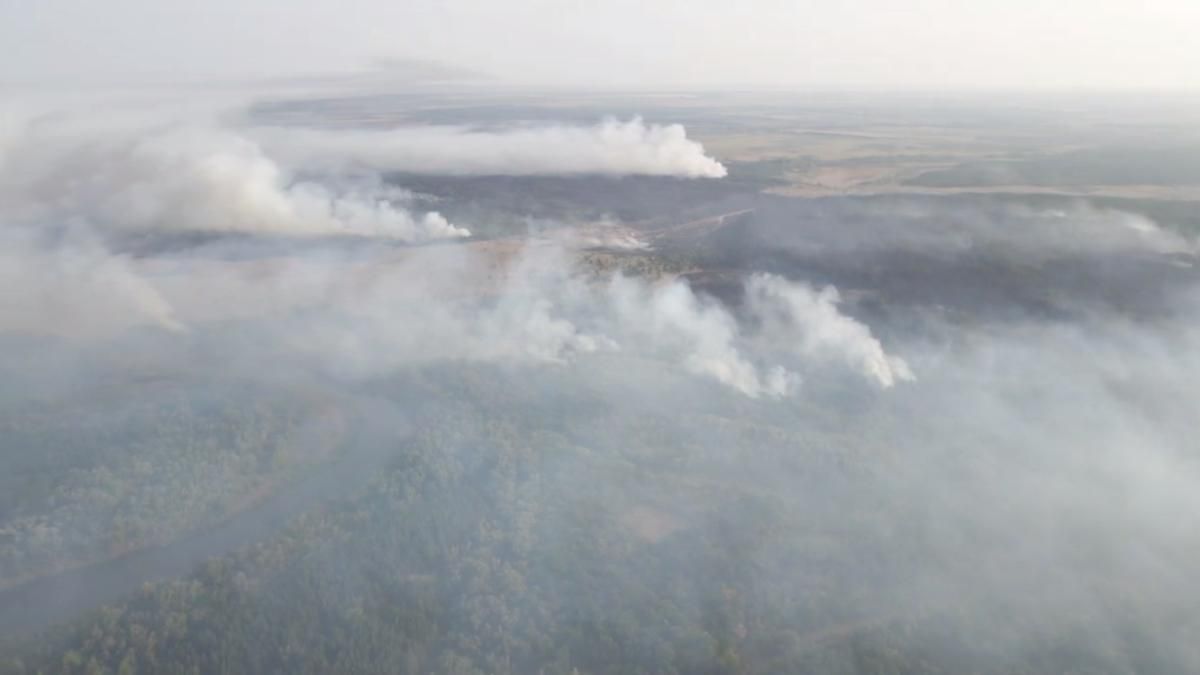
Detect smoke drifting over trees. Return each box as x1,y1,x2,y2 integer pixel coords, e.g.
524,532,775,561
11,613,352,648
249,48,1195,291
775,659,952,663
2,89,1199,674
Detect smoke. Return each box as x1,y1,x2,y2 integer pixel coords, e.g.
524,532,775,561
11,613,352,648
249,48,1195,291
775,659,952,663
252,117,728,178
0,110,726,247
606,275,793,398
0,115,466,242
866,307,1200,666
0,227,183,337
155,240,904,397
744,196,1196,262
7,91,1200,673
744,274,914,388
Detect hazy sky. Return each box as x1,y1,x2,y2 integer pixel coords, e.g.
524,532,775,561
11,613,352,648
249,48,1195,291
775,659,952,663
2,0,1198,90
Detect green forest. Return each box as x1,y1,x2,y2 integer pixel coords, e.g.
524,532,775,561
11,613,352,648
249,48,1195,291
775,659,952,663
1,361,1189,675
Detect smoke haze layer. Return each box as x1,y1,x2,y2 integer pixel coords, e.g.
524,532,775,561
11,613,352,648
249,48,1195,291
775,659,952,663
1,91,1199,675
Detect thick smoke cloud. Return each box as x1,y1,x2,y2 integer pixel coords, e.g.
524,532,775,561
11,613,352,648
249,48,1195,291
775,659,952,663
0,111,726,247
743,274,914,388
0,101,896,396
602,272,912,397
121,240,908,397
0,118,467,242
252,117,729,178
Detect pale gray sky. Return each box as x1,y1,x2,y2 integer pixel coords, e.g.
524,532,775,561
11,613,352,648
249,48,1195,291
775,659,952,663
2,0,1198,89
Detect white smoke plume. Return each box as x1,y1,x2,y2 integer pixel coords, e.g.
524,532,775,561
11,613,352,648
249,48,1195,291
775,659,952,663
0,118,467,242
252,117,728,178
94,235,906,399
0,110,726,243
197,242,906,397
606,275,794,398
0,100,897,397
744,274,915,388
601,272,911,397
